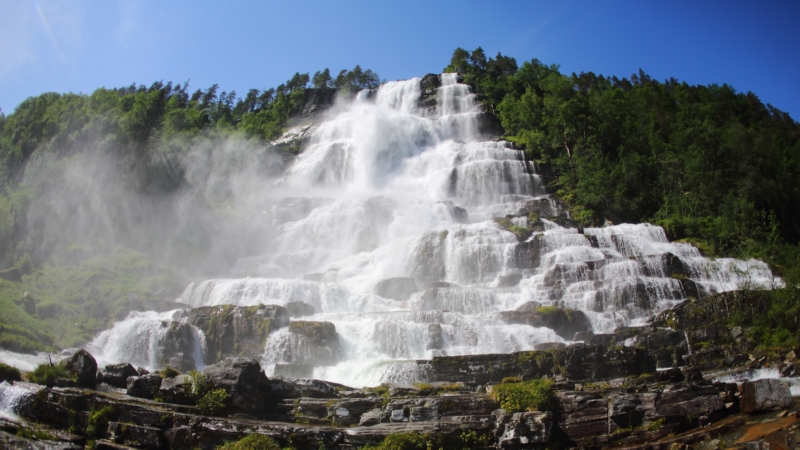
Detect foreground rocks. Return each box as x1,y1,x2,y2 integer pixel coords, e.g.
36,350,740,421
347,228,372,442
741,379,793,412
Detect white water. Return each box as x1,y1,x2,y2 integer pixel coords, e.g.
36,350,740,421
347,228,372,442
1,74,781,388
712,368,800,396
0,381,42,422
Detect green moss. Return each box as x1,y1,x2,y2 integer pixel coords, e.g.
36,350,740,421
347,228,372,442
535,305,560,316
86,406,115,439
501,377,522,384
412,382,436,396
363,432,444,450
494,218,533,241
158,366,180,378
197,388,229,416
16,426,58,441
216,434,281,450
490,378,555,413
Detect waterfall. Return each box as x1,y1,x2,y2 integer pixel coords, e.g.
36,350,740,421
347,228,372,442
1,74,779,388
0,381,42,422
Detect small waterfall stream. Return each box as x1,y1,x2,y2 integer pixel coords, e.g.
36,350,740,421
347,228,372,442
1,74,782,388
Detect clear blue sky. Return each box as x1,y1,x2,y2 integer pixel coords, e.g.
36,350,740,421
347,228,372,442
2,0,799,120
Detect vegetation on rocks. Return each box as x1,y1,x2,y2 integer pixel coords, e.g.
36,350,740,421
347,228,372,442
27,362,70,387
490,378,555,413
216,434,281,450
0,362,21,382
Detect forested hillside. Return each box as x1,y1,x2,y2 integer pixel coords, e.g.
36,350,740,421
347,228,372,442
0,49,798,353
445,48,800,268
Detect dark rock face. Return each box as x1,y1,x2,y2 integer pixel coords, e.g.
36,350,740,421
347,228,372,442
374,277,418,301
161,322,199,373
421,343,655,385
63,350,97,388
126,374,163,399
100,363,138,389
284,302,316,317
279,321,342,366
740,379,792,412
498,307,590,340
418,73,441,111
203,357,270,413
189,304,289,365
498,411,553,446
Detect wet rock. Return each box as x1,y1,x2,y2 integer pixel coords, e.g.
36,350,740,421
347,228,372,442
574,330,594,342
267,377,338,399
203,357,270,413
418,73,441,111
513,237,543,270
273,363,314,378
108,421,164,448
159,374,192,405
284,302,316,318
161,321,198,372
100,363,138,389
126,374,162,399
497,274,523,288
358,409,386,426
410,231,448,283
189,304,289,365
425,323,444,350
373,277,418,301
740,379,792,413
409,406,438,422
499,411,552,446
276,321,342,366
498,307,590,340
514,301,542,312
63,350,97,388
534,342,566,351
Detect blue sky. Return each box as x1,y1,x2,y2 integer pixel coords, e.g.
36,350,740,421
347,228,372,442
1,0,799,119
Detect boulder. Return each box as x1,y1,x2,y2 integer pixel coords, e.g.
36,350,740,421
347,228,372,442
63,350,97,388
373,277,418,301
203,357,270,413
126,374,163,399
100,363,138,389
284,302,316,317
159,374,193,405
499,411,553,446
189,304,290,364
741,379,792,413
498,307,591,340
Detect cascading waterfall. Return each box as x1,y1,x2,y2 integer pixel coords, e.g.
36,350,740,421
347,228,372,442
3,73,781,388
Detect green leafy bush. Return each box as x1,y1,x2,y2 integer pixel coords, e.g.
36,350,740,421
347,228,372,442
197,388,229,416
86,406,115,439
363,432,442,450
159,366,180,378
27,362,70,387
216,433,280,450
491,378,555,413
0,363,21,382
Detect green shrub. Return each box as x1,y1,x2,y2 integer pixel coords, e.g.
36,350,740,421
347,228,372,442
363,432,442,450
159,366,180,378
197,388,229,416
0,363,21,382
216,433,280,450
27,362,70,387
501,377,522,384
181,370,211,399
86,406,115,439
490,378,555,413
